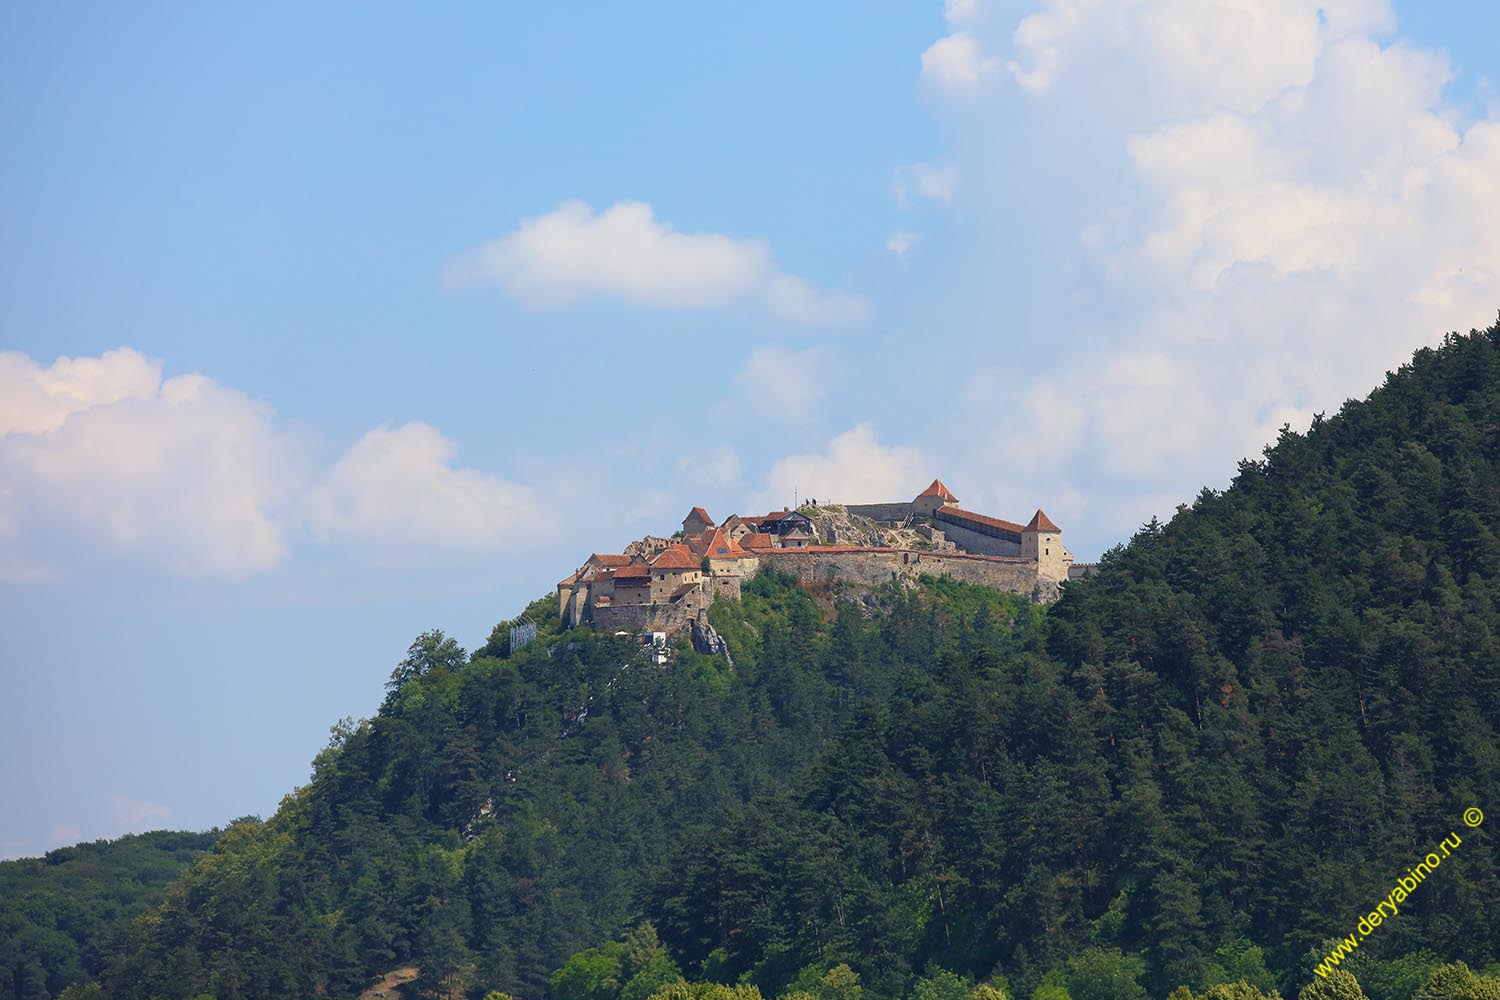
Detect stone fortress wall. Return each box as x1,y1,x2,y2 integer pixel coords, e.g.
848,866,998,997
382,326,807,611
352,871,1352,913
929,514,1021,557
557,479,1074,638
592,600,699,635
760,546,1046,595
844,501,919,524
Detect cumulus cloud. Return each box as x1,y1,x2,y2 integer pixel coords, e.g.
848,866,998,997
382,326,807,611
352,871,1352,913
0,349,299,577
447,199,771,308
303,422,549,558
910,0,1500,553
922,32,999,92
1003,0,1392,113
450,199,869,326
0,348,547,577
0,346,161,436
754,425,929,509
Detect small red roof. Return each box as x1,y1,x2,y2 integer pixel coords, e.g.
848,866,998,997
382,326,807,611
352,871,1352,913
684,506,712,525
1024,509,1060,532
917,478,958,502
740,532,775,550
668,582,699,601
651,545,701,570
614,565,650,580
588,553,632,567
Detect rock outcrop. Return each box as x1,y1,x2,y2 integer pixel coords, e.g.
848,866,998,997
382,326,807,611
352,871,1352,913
690,617,734,667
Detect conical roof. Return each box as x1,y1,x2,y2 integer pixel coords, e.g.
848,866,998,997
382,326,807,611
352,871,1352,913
916,478,958,502
1023,509,1060,532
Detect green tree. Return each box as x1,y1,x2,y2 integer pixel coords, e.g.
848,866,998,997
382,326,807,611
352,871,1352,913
1064,950,1148,1000
913,969,971,1000
552,944,625,1000
1416,964,1500,1000
1298,971,1367,1000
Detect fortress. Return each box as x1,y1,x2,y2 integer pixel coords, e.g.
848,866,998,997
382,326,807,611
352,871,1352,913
556,480,1077,636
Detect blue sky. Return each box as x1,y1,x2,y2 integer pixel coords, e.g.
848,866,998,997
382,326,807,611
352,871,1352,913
3,1,1499,857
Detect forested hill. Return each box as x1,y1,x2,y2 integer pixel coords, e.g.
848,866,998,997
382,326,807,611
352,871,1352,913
0,830,218,1000
39,324,1500,1000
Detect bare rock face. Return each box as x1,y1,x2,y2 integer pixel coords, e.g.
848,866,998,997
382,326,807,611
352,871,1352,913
799,505,890,547
691,617,734,667
1032,577,1063,604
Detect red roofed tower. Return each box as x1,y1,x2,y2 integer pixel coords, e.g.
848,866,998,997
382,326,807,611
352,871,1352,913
1021,509,1071,580
682,507,714,536
913,478,960,516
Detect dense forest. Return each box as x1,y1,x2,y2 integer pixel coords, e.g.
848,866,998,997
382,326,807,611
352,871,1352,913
0,830,218,999
8,324,1500,1000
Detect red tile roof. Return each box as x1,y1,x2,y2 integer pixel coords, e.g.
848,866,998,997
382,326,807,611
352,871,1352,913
651,545,701,570
669,582,699,601
698,526,755,560
613,565,650,580
588,553,632,567
939,507,1025,536
740,532,776,550
685,506,712,525
685,529,710,557
1024,509,1060,532
917,478,958,502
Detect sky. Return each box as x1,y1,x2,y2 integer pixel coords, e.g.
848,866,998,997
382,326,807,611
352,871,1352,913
3,0,1499,859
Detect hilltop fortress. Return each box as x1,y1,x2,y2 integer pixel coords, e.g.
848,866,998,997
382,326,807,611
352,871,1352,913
557,480,1077,636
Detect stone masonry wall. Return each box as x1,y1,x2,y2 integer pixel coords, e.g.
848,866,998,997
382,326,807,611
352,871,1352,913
929,516,1022,557
592,600,697,635
759,547,1046,599
844,502,916,524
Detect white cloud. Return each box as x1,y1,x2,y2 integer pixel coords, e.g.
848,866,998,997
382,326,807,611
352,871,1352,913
447,199,771,308
921,32,999,92
450,199,869,326
1002,0,1393,114
755,425,929,508
0,348,551,577
0,353,301,577
764,274,870,326
0,347,161,436
887,231,920,257
945,0,978,20
910,0,1500,557
303,422,549,558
